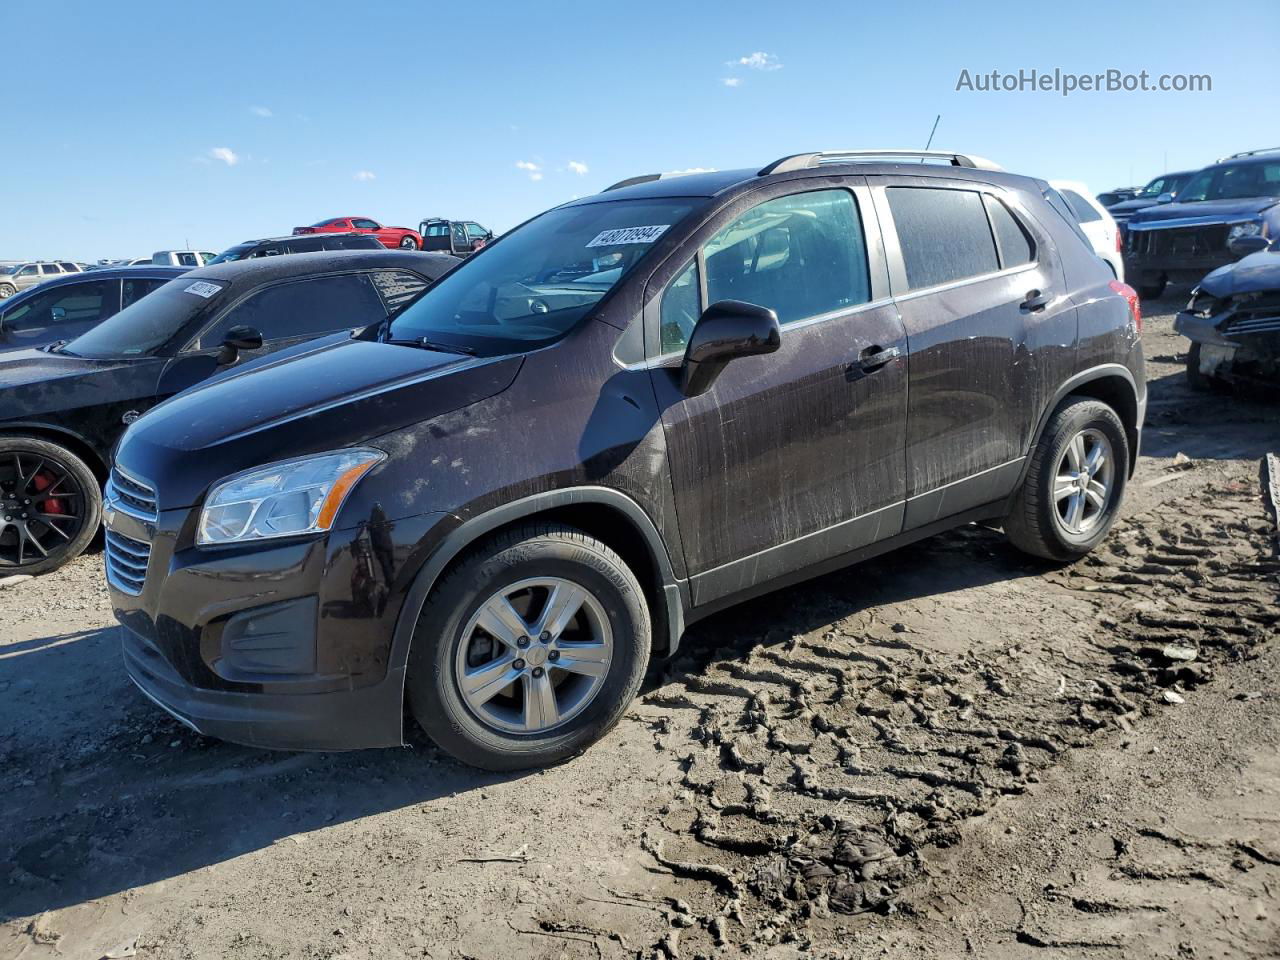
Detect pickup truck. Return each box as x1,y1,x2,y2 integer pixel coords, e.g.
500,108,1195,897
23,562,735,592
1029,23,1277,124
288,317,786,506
418,218,493,256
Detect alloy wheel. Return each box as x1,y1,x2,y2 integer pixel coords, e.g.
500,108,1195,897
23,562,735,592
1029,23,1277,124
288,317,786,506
0,452,87,568
454,577,613,734
400,237,416,249
1053,429,1115,536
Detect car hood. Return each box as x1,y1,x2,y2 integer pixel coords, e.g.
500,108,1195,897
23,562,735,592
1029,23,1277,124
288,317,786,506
1107,197,1158,216
0,349,157,418
115,338,523,510
1197,248,1280,298
1128,197,1280,228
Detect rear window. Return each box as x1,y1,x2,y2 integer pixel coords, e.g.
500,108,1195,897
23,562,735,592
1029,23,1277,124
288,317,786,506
887,187,998,290
1061,189,1102,223
1043,188,1094,247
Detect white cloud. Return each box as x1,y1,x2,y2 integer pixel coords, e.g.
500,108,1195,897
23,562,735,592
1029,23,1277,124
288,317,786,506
516,160,542,181
729,51,782,71
209,147,239,166
250,105,273,118
721,77,742,87
567,160,589,175
353,170,377,181
529,172,544,181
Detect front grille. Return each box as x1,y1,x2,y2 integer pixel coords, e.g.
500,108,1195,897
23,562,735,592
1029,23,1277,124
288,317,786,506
109,467,158,521
105,530,151,595
1128,224,1229,258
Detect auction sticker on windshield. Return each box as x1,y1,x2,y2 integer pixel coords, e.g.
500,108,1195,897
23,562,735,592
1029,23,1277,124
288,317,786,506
183,281,223,298
586,225,670,247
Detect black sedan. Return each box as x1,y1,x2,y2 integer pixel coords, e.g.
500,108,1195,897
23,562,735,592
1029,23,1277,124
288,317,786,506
0,249,458,575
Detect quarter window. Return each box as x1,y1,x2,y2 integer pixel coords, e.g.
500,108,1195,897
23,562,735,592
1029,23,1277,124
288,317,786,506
887,187,999,289
196,273,386,349
984,196,1036,268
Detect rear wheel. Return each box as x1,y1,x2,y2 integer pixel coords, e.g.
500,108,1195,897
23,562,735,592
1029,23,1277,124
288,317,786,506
399,235,419,250
0,436,101,575
1004,399,1129,561
407,524,650,771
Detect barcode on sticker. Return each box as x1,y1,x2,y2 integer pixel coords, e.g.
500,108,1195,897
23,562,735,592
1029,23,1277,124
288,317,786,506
183,281,222,298
586,225,670,247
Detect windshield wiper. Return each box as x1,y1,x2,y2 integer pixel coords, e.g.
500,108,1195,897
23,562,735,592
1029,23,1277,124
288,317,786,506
383,337,477,355
41,339,71,355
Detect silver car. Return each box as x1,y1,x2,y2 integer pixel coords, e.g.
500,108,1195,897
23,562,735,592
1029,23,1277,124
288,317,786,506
0,261,72,298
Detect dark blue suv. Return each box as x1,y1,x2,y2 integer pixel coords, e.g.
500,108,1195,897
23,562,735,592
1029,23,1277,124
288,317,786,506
1126,149,1280,298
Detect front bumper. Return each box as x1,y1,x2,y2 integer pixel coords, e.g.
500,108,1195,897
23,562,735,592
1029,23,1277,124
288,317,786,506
106,497,456,751
122,622,406,750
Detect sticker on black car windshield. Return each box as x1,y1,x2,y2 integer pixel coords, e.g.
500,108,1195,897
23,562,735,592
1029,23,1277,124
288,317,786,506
586,225,670,247
183,280,223,298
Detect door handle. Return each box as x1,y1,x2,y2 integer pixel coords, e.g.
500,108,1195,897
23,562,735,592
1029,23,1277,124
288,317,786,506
1020,289,1050,312
856,344,901,372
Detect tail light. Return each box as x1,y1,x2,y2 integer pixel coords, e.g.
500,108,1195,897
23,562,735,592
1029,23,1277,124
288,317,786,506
1109,279,1141,334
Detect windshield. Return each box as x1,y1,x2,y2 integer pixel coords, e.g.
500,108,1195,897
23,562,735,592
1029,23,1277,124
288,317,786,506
0,265,18,275
387,198,697,354
61,277,227,359
1138,174,1181,198
1179,161,1280,202
206,244,254,265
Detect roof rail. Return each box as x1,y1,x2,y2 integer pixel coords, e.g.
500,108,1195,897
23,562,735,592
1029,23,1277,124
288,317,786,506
1217,147,1280,162
603,174,664,192
760,149,1004,176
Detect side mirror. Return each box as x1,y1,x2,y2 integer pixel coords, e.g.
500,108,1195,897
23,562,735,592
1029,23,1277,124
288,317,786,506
680,300,781,398
216,324,264,365
51,306,66,321
1156,192,1174,204
1228,234,1269,258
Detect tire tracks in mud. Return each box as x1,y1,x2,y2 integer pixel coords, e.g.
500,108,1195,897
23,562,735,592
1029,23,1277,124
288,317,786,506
630,481,1279,951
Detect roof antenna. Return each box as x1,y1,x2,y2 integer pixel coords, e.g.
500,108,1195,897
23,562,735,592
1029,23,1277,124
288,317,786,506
922,114,941,161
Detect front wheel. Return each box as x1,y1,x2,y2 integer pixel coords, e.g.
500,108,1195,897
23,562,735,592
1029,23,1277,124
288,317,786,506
407,523,651,771
0,436,101,575
399,235,419,250
0,283,15,298
1004,399,1129,562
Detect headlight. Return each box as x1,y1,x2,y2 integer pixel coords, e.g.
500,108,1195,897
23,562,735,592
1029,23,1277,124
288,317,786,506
1227,221,1262,240
198,449,385,546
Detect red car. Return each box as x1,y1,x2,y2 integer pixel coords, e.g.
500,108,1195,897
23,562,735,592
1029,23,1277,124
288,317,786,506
294,217,423,250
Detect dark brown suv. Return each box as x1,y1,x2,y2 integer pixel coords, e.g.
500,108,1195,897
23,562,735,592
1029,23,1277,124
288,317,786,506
108,149,1146,770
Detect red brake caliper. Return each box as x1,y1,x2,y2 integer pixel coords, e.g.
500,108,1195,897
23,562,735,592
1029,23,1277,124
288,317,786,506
31,471,64,516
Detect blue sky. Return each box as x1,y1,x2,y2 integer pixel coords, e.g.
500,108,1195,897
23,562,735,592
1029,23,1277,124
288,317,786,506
2,0,1275,261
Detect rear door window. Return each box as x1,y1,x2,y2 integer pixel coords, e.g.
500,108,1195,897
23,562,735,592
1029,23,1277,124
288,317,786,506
40,264,62,275
196,273,387,348
887,187,999,290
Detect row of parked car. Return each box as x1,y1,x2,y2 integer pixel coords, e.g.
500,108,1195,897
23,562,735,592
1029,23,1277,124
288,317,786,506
1084,148,1280,391
1,147,1156,771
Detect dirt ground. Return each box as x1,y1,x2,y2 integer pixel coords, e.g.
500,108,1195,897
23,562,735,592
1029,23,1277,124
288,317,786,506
2,294,1278,960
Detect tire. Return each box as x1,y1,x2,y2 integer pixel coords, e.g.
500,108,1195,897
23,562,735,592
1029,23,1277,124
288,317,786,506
1004,399,1129,562
0,435,102,575
399,236,419,250
1136,278,1166,300
0,283,15,298
407,523,651,771
1185,342,1210,392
